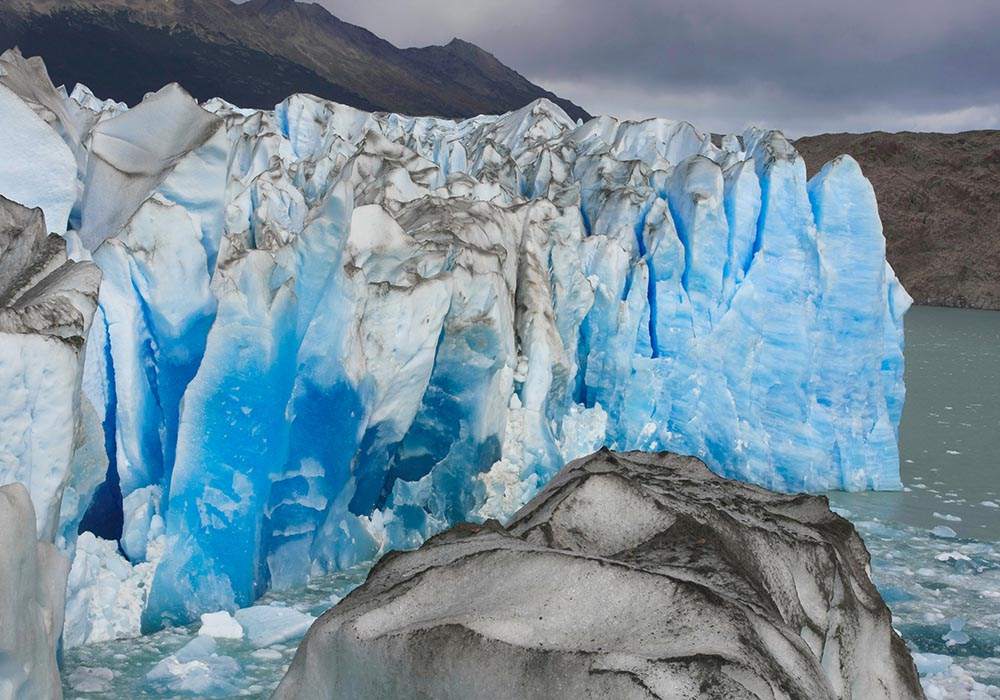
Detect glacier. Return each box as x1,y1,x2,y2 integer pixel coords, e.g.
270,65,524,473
0,48,910,639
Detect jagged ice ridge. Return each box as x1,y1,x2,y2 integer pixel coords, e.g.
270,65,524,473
0,49,910,642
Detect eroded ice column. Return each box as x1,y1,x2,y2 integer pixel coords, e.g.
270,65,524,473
0,196,101,540
808,155,911,489
0,483,69,700
145,241,299,629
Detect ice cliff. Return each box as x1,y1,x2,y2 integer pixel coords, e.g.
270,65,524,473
0,49,910,637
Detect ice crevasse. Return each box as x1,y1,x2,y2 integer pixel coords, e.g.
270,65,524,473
0,49,910,638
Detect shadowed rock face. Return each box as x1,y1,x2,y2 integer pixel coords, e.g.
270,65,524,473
273,449,924,700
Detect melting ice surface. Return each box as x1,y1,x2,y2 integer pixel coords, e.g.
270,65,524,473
60,307,1000,699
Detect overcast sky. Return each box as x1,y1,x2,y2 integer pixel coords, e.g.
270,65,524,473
314,0,1000,137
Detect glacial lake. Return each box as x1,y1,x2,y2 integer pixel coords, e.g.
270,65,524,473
62,305,1000,699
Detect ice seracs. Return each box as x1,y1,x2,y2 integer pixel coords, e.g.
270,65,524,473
0,56,910,634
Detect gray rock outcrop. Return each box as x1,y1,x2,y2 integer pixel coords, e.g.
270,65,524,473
273,449,924,700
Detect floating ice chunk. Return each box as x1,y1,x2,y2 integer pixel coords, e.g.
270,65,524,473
250,648,284,661
920,661,1000,700
943,617,971,646
912,653,953,675
198,611,244,639
234,604,315,648
944,629,970,646
66,666,114,693
931,526,958,538
935,551,971,563
933,512,962,522
981,501,999,509
146,635,243,696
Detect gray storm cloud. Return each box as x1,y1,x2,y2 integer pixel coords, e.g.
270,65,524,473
314,0,1000,135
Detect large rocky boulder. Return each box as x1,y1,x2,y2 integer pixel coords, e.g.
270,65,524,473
273,449,924,700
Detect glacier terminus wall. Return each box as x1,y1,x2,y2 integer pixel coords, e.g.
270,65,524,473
0,48,910,639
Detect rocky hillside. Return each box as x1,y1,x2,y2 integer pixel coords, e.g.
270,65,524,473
0,0,590,120
796,131,1000,309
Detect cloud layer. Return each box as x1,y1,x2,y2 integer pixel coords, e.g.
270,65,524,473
314,0,1000,136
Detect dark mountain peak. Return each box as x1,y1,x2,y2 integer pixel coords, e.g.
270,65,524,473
0,0,591,120
439,37,502,65
444,37,480,51
243,0,297,12
241,0,325,20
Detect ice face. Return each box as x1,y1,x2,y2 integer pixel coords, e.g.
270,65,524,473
0,196,101,540
0,483,69,700
0,83,76,234
0,64,909,632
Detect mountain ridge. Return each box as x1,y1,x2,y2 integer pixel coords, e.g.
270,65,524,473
0,0,591,120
